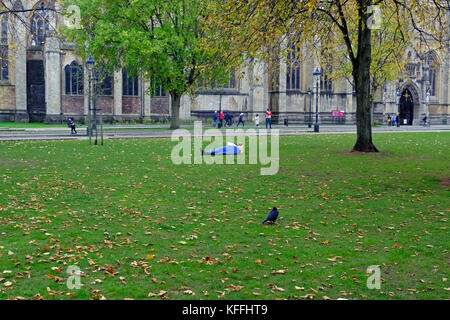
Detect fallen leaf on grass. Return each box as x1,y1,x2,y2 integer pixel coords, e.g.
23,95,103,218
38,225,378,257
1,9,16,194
148,290,167,298
271,270,286,275
226,284,244,291
184,290,195,295
327,256,342,262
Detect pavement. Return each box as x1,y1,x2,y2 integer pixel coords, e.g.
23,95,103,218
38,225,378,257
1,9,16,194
0,124,449,141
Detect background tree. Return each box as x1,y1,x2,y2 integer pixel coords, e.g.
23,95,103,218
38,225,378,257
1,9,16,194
62,0,230,129
208,0,449,152
319,3,413,123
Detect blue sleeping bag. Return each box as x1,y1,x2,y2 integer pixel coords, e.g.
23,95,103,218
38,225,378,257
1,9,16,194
204,143,243,155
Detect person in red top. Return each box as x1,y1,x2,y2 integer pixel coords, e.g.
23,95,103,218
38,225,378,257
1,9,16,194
265,108,272,129
219,111,224,128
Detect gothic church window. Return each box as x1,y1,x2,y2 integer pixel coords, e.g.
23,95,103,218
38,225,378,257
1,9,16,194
0,15,8,81
155,83,166,97
286,44,301,90
94,69,113,96
225,68,236,89
123,71,139,96
65,61,84,95
320,68,333,92
426,54,438,97
30,2,50,46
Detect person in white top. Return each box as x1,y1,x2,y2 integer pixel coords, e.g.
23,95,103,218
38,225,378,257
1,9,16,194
255,114,260,127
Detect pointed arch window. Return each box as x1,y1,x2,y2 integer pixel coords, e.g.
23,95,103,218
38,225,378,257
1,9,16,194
94,68,113,96
65,61,84,95
286,43,301,90
30,2,50,46
320,68,333,92
426,54,438,97
226,68,236,89
0,15,8,81
155,83,166,97
123,71,139,96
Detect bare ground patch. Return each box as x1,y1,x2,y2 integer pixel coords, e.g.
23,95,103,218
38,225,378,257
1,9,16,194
339,150,394,157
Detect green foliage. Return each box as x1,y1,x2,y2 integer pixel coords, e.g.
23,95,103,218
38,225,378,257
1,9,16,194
61,0,232,128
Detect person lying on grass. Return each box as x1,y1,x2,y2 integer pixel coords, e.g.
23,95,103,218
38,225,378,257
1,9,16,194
201,142,244,156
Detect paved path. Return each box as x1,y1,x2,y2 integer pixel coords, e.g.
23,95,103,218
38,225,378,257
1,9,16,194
0,124,448,141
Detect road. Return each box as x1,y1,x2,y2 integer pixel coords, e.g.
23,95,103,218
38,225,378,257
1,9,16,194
0,124,449,141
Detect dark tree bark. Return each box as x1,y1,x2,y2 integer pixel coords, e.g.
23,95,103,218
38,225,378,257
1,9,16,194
352,0,379,153
170,91,181,130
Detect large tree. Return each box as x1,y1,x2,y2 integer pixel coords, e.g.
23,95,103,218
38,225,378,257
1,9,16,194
62,0,229,129
208,0,448,152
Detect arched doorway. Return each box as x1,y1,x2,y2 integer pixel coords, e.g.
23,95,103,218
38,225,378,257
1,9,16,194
399,88,414,125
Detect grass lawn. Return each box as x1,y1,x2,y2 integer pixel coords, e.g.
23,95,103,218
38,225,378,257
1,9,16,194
0,132,448,300
0,122,67,128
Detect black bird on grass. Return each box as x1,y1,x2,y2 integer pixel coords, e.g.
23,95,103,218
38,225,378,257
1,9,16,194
262,207,279,224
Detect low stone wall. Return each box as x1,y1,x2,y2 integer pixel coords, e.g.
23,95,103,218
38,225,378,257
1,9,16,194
0,85,16,110
151,97,170,115
62,95,84,115
96,96,114,115
122,97,140,115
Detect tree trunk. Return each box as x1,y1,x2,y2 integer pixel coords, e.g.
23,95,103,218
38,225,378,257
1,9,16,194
352,0,379,153
170,91,181,130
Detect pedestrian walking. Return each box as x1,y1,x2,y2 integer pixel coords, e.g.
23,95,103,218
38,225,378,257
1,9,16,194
236,113,245,127
265,108,272,129
219,111,224,128
68,118,77,134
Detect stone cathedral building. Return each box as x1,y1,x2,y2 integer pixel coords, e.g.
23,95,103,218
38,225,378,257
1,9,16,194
0,0,449,125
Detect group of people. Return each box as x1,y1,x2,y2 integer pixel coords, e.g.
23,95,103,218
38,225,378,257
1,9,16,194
213,108,273,129
387,113,401,127
387,113,429,126
213,111,238,128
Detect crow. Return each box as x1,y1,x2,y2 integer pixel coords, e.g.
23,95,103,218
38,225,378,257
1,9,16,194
262,207,279,224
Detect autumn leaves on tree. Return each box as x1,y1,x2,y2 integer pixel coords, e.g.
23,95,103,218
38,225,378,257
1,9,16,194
206,0,448,152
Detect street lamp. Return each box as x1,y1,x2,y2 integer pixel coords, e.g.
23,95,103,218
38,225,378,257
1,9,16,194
382,87,387,124
313,68,322,133
86,56,95,144
307,88,312,128
425,85,430,125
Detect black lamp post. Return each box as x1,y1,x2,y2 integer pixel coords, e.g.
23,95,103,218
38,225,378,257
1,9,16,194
307,88,312,128
425,85,430,125
86,56,95,144
396,88,401,126
313,68,322,133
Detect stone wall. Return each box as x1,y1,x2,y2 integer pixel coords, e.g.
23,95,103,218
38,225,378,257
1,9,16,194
151,97,170,115
122,97,140,114
62,96,84,114
0,85,15,110
96,96,114,115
